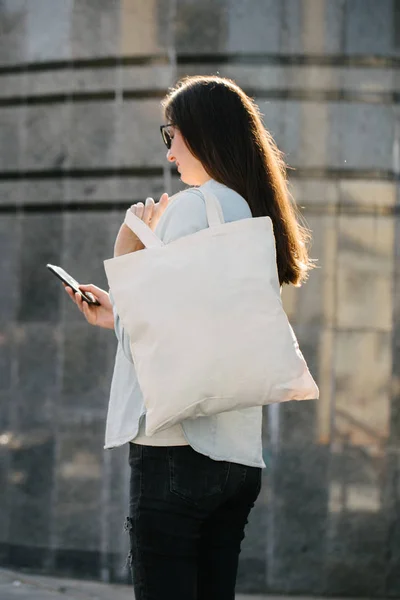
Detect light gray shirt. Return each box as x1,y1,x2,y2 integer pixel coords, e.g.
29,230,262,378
104,179,265,468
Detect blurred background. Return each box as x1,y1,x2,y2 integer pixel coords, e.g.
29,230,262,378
0,0,399,596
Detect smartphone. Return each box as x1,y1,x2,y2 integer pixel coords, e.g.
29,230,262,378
46,264,101,306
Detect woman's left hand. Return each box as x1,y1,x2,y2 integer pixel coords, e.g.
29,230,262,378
114,193,169,257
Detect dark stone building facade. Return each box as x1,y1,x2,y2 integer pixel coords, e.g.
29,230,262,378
0,0,399,595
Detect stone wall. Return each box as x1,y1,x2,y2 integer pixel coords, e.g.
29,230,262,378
0,0,399,595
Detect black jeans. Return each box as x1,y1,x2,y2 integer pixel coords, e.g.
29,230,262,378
126,443,262,600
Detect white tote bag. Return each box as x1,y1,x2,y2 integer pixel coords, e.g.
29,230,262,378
104,188,319,435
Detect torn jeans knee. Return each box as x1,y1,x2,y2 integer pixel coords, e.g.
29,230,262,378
124,516,133,532
123,516,134,570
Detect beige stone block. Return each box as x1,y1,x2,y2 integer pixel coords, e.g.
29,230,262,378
298,103,330,168
117,176,168,201
330,103,394,170
121,65,175,90
65,178,118,203
301,0,326,54
339,180,397,208
24,104,69,170
0,181,25,206
71,0,119,59
22,180,64,206
116,100,166,167
175,64,394,94
333,330,391,455
120,0,168,55
25,0,71,62
0,106,23,171
23,70,70,96
226,0,281,53
175,0,228,54
0,74,23,97
341,68,395,93
336,215,394,331
316,328,335,445
282,214,337,328
217,65,284,90
289,179,339,207
72,68,117,93
288,66,340,91
69,102,116,169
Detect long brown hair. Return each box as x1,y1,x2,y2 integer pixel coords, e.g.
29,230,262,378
162,75,314,286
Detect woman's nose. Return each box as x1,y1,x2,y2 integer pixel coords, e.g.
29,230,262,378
166,150,175,163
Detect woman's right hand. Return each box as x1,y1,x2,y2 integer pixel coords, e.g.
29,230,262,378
64,284,115,330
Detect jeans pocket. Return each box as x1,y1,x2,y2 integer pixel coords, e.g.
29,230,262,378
168,446,230,504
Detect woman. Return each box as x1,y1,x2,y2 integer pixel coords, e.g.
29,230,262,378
66,75,313,600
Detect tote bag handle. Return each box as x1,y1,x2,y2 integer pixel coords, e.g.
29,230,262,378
124,210,164,249
123,189,225,249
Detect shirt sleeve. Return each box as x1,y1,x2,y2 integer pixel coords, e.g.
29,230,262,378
109,290,134,363
154,189,209,243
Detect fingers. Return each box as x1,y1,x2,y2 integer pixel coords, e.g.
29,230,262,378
79,283,103,293
81,299,92,321
74,291,85,313
156,193,169,214
151,193,169,230
64,285,85,315
130,193,169,231
159,192,169,207
79,283,104,302
64,286,84,313
64,285,76,303
134,202,145,220
64,284,100,325
76,291,96,324
143,197,155,225
131,198,155,225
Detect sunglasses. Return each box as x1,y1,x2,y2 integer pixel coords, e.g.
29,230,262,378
160,124,175,150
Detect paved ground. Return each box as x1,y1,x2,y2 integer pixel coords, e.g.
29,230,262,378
0,568,270,600
0,568,364,600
